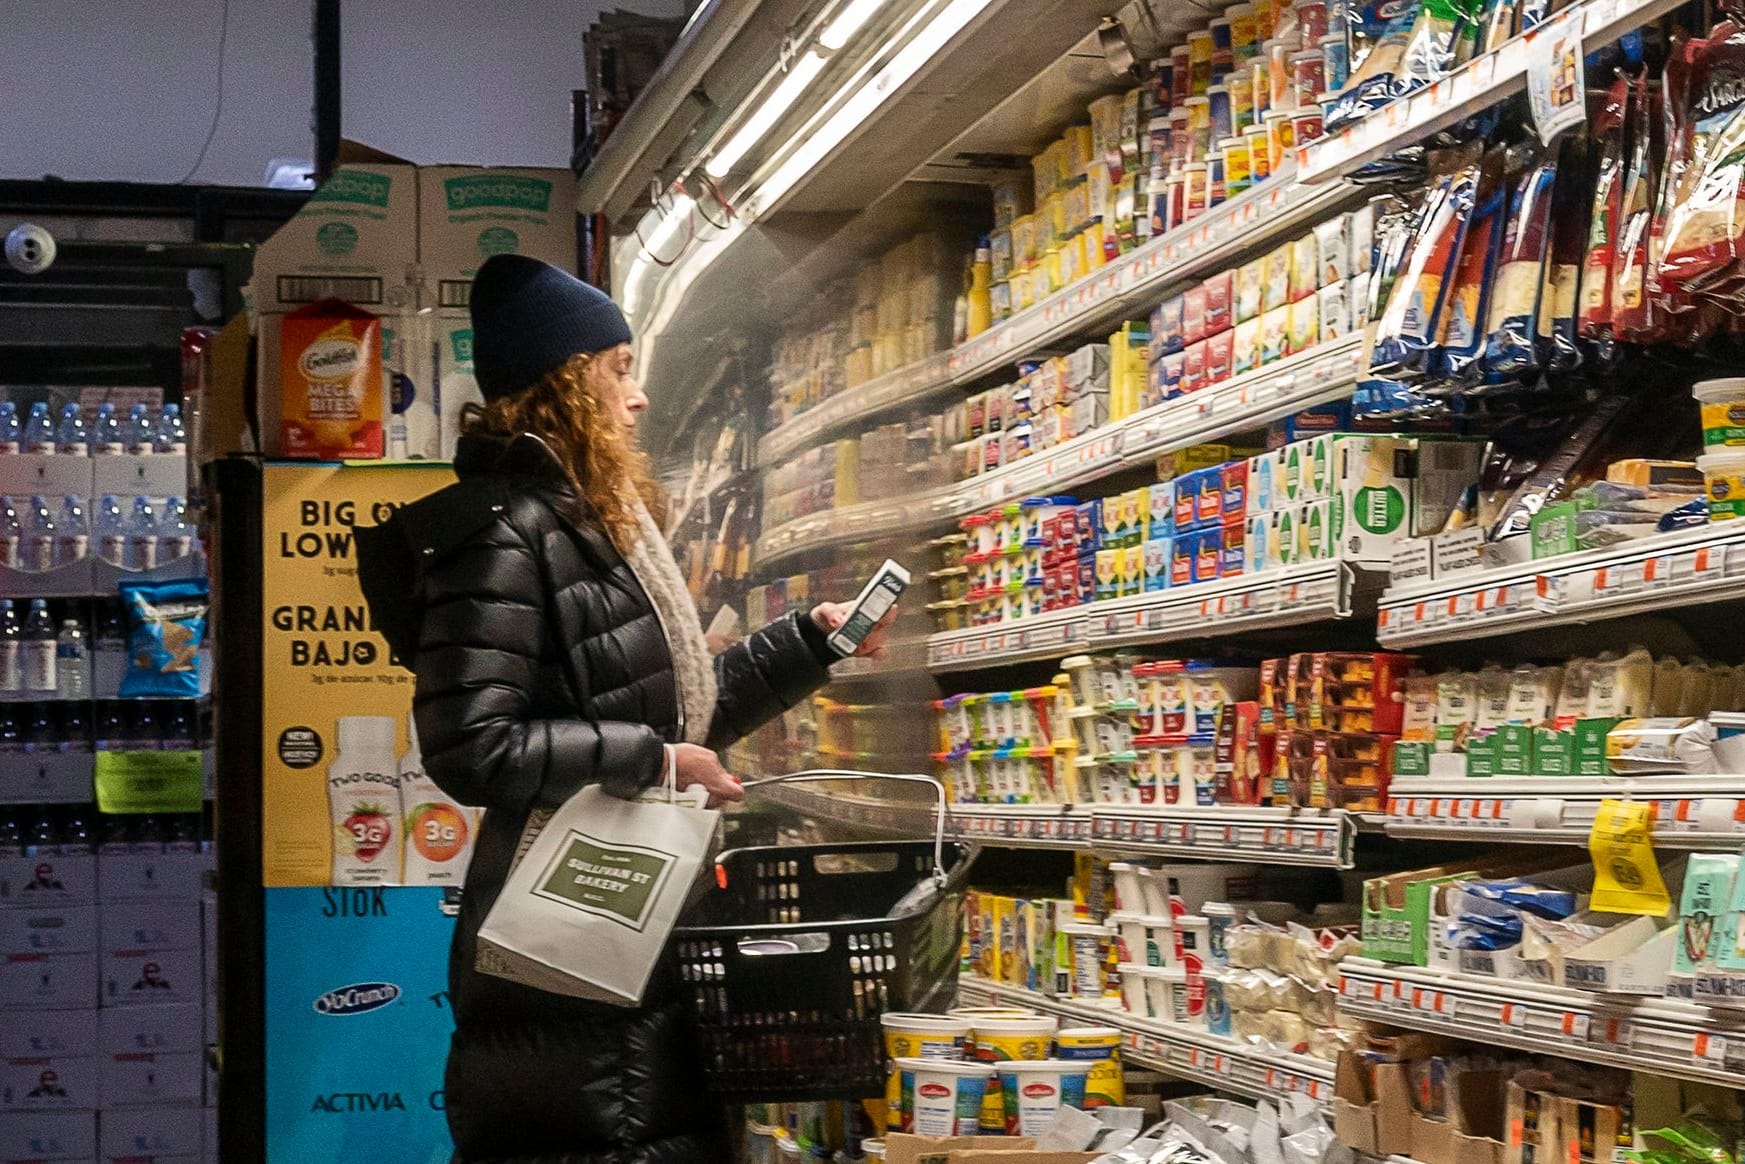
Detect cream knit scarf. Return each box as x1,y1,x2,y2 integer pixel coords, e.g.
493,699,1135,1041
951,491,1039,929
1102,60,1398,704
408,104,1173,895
617,494,716,748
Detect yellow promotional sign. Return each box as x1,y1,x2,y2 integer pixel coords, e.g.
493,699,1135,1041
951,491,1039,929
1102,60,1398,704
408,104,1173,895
1588,797,1672,916
260,461,453,887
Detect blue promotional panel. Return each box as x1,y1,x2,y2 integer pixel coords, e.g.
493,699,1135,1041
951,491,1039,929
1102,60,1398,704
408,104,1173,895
264,886,457,1164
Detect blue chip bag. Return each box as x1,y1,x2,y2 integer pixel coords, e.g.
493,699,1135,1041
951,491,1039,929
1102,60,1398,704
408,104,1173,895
118,578,209,699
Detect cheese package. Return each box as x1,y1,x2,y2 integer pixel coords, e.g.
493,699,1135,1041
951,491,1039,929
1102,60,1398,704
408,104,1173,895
1262,242,1292,312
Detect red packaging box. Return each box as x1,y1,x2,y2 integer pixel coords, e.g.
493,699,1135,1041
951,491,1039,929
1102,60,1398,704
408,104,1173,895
1214,701,1265,804
1203,269,1234,335
1184,284,1209,346
1307,653,1416,735
1182,340,1208,393
1221,517,1246,577
1206,328,1234,384
1221,460,1249,521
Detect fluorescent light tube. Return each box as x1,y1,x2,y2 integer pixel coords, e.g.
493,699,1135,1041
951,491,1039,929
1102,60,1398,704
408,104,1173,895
748,0,995,216
819,0,892,49
705,51,828,178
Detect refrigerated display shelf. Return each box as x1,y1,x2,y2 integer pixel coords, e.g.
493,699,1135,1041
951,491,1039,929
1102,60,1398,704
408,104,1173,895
927,561,1359,672
759,351,956,467
1297,0,1686,184
753,338,1366,569
1336,959,1745,1089
1384,775,1745,848
758,782,1357,865
956,976,1335,1107
1374,523,1745,649
947,179,1358,388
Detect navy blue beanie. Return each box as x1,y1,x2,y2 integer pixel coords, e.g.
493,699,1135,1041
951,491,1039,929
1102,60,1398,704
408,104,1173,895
468,255,633,401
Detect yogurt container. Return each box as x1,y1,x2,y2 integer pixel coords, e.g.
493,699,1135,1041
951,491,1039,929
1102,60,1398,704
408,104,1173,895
1204,971,1234,1036
1110,911,1149,966
881,1013,971,1130
1108,862,1147,914
1700,452,1745,520
864,1141,887,1160
1059,922,1112,999
896,1057,996,1136
1055,1027,1125,1107
1149,965,1191,1024
996,1060,1092,1136
1695,379,1745,451
1118,962,1151,1014
1203,901,1238,968
968,1014,1057,1133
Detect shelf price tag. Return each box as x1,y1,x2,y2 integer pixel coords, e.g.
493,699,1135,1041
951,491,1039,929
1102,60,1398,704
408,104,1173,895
1559,1012,1590,1042
1694,1033,1727,1064
1501,1003,1526,1028
1598,1017,1631,1047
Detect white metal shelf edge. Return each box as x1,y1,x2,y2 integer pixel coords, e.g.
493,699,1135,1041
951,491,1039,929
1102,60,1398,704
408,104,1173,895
1375,523,1745,648
956,976,1334,1105
759,351,955,466
1384,774,1745,847
1336,959,1745,1088
1298,0,1687,184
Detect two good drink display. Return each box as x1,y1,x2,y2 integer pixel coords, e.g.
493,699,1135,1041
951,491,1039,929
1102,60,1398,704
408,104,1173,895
880,1010,1123,1138
324,713,479,887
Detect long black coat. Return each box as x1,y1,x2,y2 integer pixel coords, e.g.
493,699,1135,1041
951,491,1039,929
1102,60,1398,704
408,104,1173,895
362,432,836,1162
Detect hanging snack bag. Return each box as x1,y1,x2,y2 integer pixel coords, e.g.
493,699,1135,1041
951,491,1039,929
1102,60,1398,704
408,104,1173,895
1482,149,1557,378
1579,77,1629,351
1657,21,1745,300
118,578,210,700
1434,149,1508,383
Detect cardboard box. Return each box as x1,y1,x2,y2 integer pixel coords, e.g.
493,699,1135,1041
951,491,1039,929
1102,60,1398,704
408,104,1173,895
418,167,578,309
0,1109,95,1161
0,908,97,958
0,952,97,1012
885,1135,1036,1164
99,1049,202,1108
101,948,202,1009
1362,862,1485,964
99,1004,202,1056
1333,1050,1414,1156
1563,918,1673,994
0,1010,96,1062
251,145,419,312
98,1103,204,1159
0,852,96,910
100,902,201,956
1410,1068,1506,1164
1556,1094,1630,1164
0,1054,98,1111
97,852,204,905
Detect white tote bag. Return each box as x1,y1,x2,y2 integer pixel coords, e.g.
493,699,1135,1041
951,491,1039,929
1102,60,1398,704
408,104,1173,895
475,779,719,1006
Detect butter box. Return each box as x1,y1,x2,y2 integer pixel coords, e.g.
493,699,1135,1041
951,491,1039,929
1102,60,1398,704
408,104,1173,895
1263,243,1292,312
1206,328,1234,384
1121,544,1146,597
1204,269,1234,335
1148,482,1174,538
1261,304,1290,364
1249,452,1278,513
1096,549,1120,603
1247,511,1276,573
1221,518,1247,577
1171,535,1195,588
1318,281,1349,342
1182,340,1207,393
1184,284,1209,346
1289,233,1318,303
1190,526,1224,584
1222,460,1249,522
1233,317,1262,376
1193,467,1224,527
1237,258,1265,322
1273,507,1299,568
1290,294,1320,353
1152,294,1185,356
1299,500,1336,561
1144,537,1171,590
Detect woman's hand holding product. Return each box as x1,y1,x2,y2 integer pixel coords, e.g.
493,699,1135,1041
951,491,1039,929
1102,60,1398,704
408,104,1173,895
810,601,897,658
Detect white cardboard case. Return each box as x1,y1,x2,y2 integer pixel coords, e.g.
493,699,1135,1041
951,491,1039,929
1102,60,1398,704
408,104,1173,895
96,851,204,905
250,156,419,314
418,167,578,310
99,901,202,955
0,1054,99,1111
98,1049,202,1108
0,1009,97,1061
99,1003,202,1056
0,1109,96,1160
0,907,98,957
0,853,96,909
99,1102,204,1159
100,948,201,1009
0,952,98,1011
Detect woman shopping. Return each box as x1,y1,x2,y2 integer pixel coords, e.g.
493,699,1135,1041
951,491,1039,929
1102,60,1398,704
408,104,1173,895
357,254,886,1162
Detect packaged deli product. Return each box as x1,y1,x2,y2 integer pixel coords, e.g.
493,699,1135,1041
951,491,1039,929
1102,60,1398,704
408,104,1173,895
1611,72,1656,343
1481,147,1556,378
1538,128,1591,372
1433,147,1507,383
1658,22,1745,302
1579,77,1629,353
1374,146,1482,373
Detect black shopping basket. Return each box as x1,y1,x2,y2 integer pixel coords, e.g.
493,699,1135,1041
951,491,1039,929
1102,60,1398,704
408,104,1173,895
674,771,976,1103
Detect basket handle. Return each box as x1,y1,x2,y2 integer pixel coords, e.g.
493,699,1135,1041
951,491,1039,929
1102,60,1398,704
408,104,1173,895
739,769,949,885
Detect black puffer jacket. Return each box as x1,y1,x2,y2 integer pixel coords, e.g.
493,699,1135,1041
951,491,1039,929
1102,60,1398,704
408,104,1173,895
362,432,837,1163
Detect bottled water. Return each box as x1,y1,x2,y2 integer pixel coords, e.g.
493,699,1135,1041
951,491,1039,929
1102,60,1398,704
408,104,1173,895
157,404,187,455
95,495,128,567
21,403,54,455
21,496,54,573
93,404,124,456
55,496,88,566
22,599,56,693
125,404,156,456
56,619,88,700
0,499,19,569
0,600,19,693
160,497,195,561
0,403,19,454
126,496,159,571
56,404,88,456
